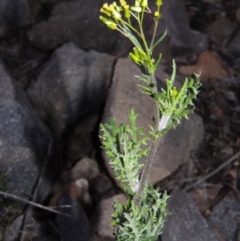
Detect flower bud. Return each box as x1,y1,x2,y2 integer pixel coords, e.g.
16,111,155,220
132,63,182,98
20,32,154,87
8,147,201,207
130,6,142,12
124,8,131,18
154,11,161,19
112,9,122,19
141,0,148,7
156,0,163,7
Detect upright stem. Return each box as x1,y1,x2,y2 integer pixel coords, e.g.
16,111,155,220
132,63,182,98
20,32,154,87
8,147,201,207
134,74,160,208
135,136,160,208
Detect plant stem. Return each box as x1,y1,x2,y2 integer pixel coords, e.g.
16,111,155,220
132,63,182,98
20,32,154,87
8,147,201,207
134,74,160,208
134,135,160,208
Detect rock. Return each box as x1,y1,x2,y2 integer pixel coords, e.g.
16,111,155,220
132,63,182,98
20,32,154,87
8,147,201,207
27,42,115,138
150,0,208,55
190,186,221,216
3,215,23,241
0,0,39,37
33,236,59,241
207,17,235,48
226,29,240,56
50,178,91,210
179,51,229,81
236,8,240,23
0,60,57,201
0,39,49,90
92,173,113,196
57,193,91,241
65,114,99,163
53,157,99,193
93,194,126,241
191,30,208,54
161,189,219,241
39,0,65,5
208,195,240,241
202,0,221,3
101,58,204,188
27,0,128,55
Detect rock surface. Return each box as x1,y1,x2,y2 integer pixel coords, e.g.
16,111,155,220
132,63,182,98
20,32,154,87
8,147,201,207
0,0,39,37
53,157,100,193
0,60,55,200
153,0,208,55
208,195,240,241
207,17,235,48
226,29,240,56
27,42,115,138
27,0,128,55
57,193,91,241
179,51,229,81
93,194,126,241
161,189,219,241
3,215,23,241
101,58,204,187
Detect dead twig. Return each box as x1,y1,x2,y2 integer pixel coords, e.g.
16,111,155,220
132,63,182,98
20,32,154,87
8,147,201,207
184,150,240,191
0,190,67,216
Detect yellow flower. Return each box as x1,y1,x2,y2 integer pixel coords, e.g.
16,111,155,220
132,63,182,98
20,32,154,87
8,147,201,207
103,3,109,9
135,0,140,7
120,0,127,7
130,6,142,12
156,0,163,7
141,0,148,7
99,16,117,30
100,7,111,16
154,11,161,19
112,9,122,19
124,8,131,18
171,87,179,98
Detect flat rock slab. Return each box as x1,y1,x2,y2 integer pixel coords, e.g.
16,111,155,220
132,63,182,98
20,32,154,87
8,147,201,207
27,42,115,138
101,58,204,187
162,189,219,241
0,60,54,200
208,195,240,241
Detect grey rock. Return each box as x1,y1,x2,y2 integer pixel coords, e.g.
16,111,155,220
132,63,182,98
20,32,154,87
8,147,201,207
38,0,65,5
3,215,23,241
101,58,204,187
27,42,115,138
162,190,219,241
226,29,240,56
237,8,240,23
0,60,56,201
191,30,209,54
207,17,235,48
0,0,39,37
208,196,240,241
27,0,127,54
65,114,99,162
57,193,91,241
33,236,59,241
157,0,208,55
94,194,126,241
53,157,100,193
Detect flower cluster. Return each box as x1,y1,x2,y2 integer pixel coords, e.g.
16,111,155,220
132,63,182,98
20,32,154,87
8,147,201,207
99,0,163,30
